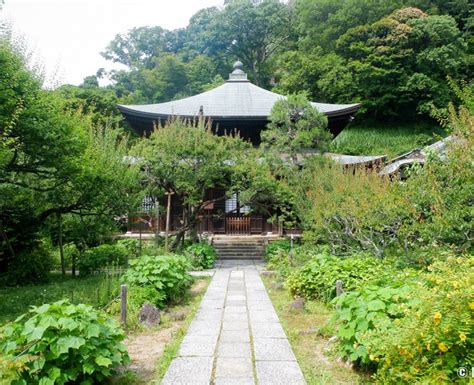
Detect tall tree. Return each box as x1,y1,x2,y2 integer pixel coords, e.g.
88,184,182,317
131,120,251,247
261,93,330,162
101,26,186,69
0,38,139,281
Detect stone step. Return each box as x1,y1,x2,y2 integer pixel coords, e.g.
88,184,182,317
217,251,263,256
214,245,265,250
216,250,263,254
214,242,264,245
217,255,262,260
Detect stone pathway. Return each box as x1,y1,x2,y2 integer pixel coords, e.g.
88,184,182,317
161,259,306,385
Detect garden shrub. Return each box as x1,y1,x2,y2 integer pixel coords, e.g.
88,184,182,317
124,255,192,307
185,242,216,269
266,244,323,278
364,256,474,383
78,243,129,275
332,281,419,365
116,239,140,258
286,253,397,302
2,244,55,286
0,300,129,384
265,239,291,261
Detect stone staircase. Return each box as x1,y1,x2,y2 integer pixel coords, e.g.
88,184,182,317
212,236,266,260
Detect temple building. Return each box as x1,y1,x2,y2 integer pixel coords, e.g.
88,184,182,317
118,61,362,236
118,61,361,144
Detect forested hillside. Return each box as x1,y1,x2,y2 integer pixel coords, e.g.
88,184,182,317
61,0,472,141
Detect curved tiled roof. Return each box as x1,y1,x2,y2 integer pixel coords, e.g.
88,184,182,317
117,63,361,120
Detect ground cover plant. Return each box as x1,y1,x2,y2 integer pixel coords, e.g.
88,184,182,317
265,239,291,261
0,300,129,384
124,255,192,308
363,256,473,383
330,122,445,158
262,275,371,385
0,273,122,325
332,282,420,365
184,242,216,270
286,253,401,302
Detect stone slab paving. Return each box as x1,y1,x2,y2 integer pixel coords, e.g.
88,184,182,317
161,259,306,385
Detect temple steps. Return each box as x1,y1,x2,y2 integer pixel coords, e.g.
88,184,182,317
212,236,266,260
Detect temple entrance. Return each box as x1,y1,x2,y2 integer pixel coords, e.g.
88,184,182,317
225,215,251,235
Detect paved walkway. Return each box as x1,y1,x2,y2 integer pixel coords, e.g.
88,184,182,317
161,259,306,385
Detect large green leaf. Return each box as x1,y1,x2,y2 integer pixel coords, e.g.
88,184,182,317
38,378,54,385
95,356,112,367
86,324,100,338
56,336,86,355
367,299,386,311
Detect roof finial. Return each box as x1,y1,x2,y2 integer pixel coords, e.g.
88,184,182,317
233,60,244,71
228,59,248,81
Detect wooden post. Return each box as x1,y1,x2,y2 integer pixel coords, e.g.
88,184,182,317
165,191,172,252
120,284,127,325
336,280,344,297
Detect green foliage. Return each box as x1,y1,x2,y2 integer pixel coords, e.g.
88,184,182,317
55,83,122,128
0,300,129,384
185,242,216,270
116,239,140,258
332,282,419,365
262,93,330,158
365,256,474,383
78,243,129,275
330,121,444,157
131,120,254,247
286,253,398,302
265,239,291,261
0,37,140,283
0,274,122,324
295,156,412,258
1,243,55,287
124,255,192,307
278,3,471,122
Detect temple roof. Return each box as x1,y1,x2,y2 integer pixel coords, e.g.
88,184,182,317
117,61,361,121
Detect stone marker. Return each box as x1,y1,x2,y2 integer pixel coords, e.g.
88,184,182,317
139,302,161,326
289,297,305,310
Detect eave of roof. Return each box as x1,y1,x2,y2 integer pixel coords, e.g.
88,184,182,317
117,68,362,121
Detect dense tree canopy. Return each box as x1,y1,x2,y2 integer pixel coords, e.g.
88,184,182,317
81,0,472,125
0,38,139,281
262,93,330,159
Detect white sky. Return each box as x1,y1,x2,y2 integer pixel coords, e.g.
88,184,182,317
1,0,223,86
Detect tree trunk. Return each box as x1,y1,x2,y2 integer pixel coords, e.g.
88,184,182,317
188,206,199,244
155,199,160,247
72,253,76,277
165,192,172,252
0,221,15,260
57,213,65,276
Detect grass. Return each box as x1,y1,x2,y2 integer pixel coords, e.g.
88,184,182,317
0,273,122,324
262,276,372,385
330,121,446,158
